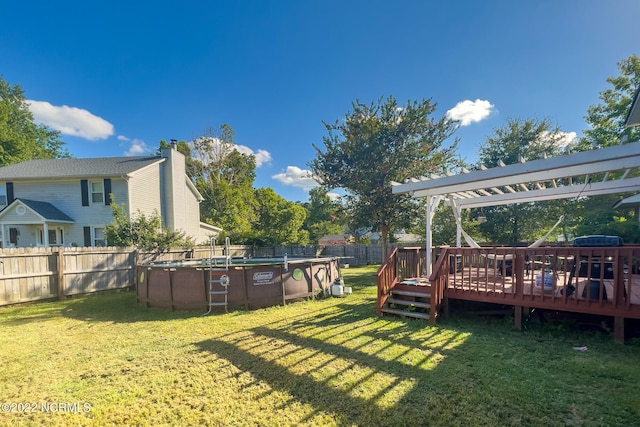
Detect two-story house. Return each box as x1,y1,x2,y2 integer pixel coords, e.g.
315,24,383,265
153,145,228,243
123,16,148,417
0,143,221,247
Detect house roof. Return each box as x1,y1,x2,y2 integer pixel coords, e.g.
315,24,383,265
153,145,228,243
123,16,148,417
318,234,353,242
0,199,74,222
0,156,163,180
626,86,640,128
613,193,640,209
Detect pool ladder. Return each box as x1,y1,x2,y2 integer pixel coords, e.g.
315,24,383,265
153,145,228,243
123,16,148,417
204,237,231,315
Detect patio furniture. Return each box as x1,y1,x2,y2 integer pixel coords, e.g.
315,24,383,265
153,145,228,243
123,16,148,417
565,235,624,300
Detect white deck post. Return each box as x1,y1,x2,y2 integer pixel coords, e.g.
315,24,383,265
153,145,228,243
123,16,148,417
425,195,442,276
454,201,462,248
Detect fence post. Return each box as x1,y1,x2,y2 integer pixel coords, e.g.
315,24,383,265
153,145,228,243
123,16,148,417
57,248,65,300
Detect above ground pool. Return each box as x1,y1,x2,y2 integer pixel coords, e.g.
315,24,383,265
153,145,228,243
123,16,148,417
136,256,341,311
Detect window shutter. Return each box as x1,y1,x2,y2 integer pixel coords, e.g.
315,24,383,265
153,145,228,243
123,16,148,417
83,226,92,247
104,178,112,205
6,182,14,204
81,180,89,206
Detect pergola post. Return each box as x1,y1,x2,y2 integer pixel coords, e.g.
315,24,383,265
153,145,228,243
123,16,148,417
424,195,442,276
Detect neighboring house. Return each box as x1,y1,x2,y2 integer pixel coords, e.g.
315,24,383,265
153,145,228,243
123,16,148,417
0,144,221,248
318,234,355,245
393,230,422,243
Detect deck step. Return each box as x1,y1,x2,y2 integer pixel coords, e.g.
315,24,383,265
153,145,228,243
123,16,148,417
381,307,430,320
386,297,430,309
391,289,431,299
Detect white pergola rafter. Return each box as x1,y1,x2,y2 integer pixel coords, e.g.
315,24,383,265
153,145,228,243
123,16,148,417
391,140,640,274
392,141,640,208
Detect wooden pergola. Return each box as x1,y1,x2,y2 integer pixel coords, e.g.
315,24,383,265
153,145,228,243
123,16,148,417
391,140,640,273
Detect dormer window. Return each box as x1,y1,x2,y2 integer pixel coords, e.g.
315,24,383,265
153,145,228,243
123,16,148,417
0,186,6,206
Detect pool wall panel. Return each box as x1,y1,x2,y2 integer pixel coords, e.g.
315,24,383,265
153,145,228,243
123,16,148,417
136,258,340,311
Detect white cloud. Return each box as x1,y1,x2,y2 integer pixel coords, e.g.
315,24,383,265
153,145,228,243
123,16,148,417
235,145,272,167
540,131,577,150
446,99,495,126
272,166,318,189
117,135,130,141
194,137,272,168
124,138,151,156
556,131,577,147
27,100,114,140
327,192,342,201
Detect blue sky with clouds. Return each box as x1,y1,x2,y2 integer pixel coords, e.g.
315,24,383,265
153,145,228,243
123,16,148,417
1,0,638,201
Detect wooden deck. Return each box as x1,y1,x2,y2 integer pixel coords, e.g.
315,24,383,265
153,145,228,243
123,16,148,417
377,245,640,343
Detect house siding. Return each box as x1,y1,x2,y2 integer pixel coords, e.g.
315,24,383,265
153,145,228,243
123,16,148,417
1,207,42,223
159,148,205,242
5,178,126,247
128,163,162,217
0,151,215,248
185,185,203,243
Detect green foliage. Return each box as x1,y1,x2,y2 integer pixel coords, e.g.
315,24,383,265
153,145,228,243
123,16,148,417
311,95,460,257
0,76,70,166
250,188,308,245
475,118,572,244
478,117,567,165
105,201,193,250
579,54,640,150
174,125,259,239
571,194,640,243
301,187,347,242
571,55,640,242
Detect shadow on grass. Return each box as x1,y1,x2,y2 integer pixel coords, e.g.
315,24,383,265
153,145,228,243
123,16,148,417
194,303,472,426
59,290,203,323
57,283,377,325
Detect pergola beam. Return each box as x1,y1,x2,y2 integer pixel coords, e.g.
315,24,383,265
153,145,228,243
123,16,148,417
393,142,640,198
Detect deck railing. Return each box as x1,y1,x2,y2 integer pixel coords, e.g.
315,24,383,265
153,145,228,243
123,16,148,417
376,247,398,315
378,245,640,341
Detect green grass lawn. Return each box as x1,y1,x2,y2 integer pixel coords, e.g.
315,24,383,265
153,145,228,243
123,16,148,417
1,265,640,426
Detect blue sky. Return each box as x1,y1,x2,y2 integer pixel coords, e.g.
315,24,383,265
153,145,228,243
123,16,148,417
2,1,638,202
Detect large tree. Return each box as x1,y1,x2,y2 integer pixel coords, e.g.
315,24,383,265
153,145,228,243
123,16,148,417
311,96,459,259
476,118,570,244
301,187,347,243
579,54,640,150
166,125,258,239
252,188,308,245
0,77,69,165
571,55,640,242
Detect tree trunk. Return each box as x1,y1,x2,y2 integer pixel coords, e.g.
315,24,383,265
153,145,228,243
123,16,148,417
380,224,390,263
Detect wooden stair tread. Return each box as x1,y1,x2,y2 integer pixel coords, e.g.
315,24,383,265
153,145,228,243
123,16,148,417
386,297,430,309
381,307,430,320
391,289,431,298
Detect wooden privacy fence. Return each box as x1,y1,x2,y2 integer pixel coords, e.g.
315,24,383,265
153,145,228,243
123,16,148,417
0,243,395,306
0,247,136,306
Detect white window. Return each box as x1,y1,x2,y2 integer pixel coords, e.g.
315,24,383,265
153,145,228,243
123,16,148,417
91,181,104,204
0,186,6,206
38,227,65,246
94,227,106,247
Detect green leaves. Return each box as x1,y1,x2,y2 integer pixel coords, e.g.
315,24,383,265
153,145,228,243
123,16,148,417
0,77,69,166
311,95,459,255
581,54,640,149
105,200,193,250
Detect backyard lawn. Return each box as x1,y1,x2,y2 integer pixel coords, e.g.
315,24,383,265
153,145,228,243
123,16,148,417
1,265,640,426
